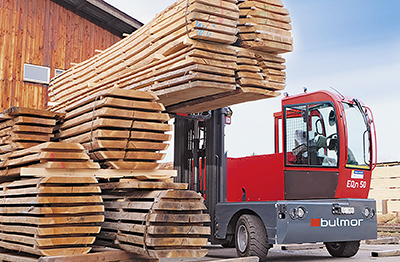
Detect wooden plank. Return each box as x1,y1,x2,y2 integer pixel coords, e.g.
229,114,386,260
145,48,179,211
0,195,103,205
145,237,208,247
238,1,290,15
60,108,170,130
371,249,400,257
239,13,291,29
1,107,60,119
82,140,170,152
147,225,210,235
38,247,92,257
148,213,211,223
152,200,207,211
104,211,147,222
146,248,208,259
104,201,153,210
99,180,187,190
21,167,177,178
238,24,292,37
101,222,146,234
63,87,159,113
36,236,96,247
59,119,172,139
11,125,54,134
239,7,290,23
90,151,165,161
0,224,101,236
239,32,293,45
0,215,104,225
38,248,151,262
239,38,293,53
0,186,101,197
65,97,165,120
166,87,278,114
12,116,56,126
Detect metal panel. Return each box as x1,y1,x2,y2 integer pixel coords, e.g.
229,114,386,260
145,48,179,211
276,198,377,244
284,170,338,200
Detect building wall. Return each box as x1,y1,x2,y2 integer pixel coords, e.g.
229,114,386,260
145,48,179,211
0,0,121,110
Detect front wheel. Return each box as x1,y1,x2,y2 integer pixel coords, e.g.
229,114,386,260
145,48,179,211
325,241,360,257
235,214,270,261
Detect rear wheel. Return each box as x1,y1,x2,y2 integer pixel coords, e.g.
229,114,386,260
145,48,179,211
325,241,360,257
235,214,270,261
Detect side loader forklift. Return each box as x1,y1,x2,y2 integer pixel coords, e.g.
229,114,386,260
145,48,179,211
174,90,377,261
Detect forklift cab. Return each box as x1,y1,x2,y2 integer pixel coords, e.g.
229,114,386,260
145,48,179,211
279,90,376,200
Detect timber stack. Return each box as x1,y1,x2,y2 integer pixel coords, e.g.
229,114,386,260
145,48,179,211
0,106,210,260
96,176,210,258
48,0,293,114
0,176,104,256
56,88,171,170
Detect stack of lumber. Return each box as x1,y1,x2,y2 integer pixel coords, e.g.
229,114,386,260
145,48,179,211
0,107,59,153
371,165,400,213
96,175,210,258
0,142,99,178
0,176,104,256
56,88,171,170
237,0,293,53
48,0,293,114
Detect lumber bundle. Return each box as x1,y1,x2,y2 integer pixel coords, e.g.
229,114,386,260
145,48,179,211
0,107,60,153
237,0,293,53
0,176,104,256
56,88,171,170
0,142,99,179
96,176,210,258
48,0,293,114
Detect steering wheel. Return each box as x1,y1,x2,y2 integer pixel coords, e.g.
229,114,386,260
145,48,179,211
327,133,338,139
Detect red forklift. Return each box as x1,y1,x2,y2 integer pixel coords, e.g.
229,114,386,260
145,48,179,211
173,90,377,261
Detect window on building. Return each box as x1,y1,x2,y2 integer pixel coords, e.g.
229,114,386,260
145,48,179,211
23,64,50,84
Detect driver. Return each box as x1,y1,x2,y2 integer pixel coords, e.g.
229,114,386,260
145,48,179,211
314,110,338,166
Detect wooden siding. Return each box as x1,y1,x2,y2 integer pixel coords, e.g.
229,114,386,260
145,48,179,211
0,0,121,111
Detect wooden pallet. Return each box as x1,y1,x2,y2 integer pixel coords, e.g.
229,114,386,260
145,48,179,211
96,177,210,259
56,88,171,170
0,176,104,257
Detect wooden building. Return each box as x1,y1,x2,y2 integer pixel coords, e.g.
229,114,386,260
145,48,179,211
0,0,142,111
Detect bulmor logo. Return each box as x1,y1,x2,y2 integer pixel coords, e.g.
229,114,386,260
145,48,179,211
311,218,363,227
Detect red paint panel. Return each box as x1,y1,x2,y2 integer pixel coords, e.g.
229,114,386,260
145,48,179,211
227,153,285,202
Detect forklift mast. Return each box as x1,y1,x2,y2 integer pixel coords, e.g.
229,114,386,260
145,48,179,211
173,108,230,242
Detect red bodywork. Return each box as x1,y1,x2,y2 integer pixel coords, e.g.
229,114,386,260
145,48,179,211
226,90,376,202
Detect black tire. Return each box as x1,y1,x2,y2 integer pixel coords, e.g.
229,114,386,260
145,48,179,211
325,241,360,257
221,239,235,248
235,214,270,261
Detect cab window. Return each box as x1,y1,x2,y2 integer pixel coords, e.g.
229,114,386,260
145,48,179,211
285,102,339,167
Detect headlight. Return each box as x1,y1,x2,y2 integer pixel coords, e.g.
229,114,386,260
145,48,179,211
289,206,307,220
296,206,306,219
362,206,375,219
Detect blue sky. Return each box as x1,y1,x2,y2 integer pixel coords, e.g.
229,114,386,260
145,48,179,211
106,0,400,162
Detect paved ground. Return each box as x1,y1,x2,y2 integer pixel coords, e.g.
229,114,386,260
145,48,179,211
160,242,400,262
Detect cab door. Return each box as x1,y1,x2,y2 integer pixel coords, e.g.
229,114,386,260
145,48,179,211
283,102,340,200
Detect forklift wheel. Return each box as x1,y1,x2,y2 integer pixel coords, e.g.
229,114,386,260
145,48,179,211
235,214,269,261
325,241,360,257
